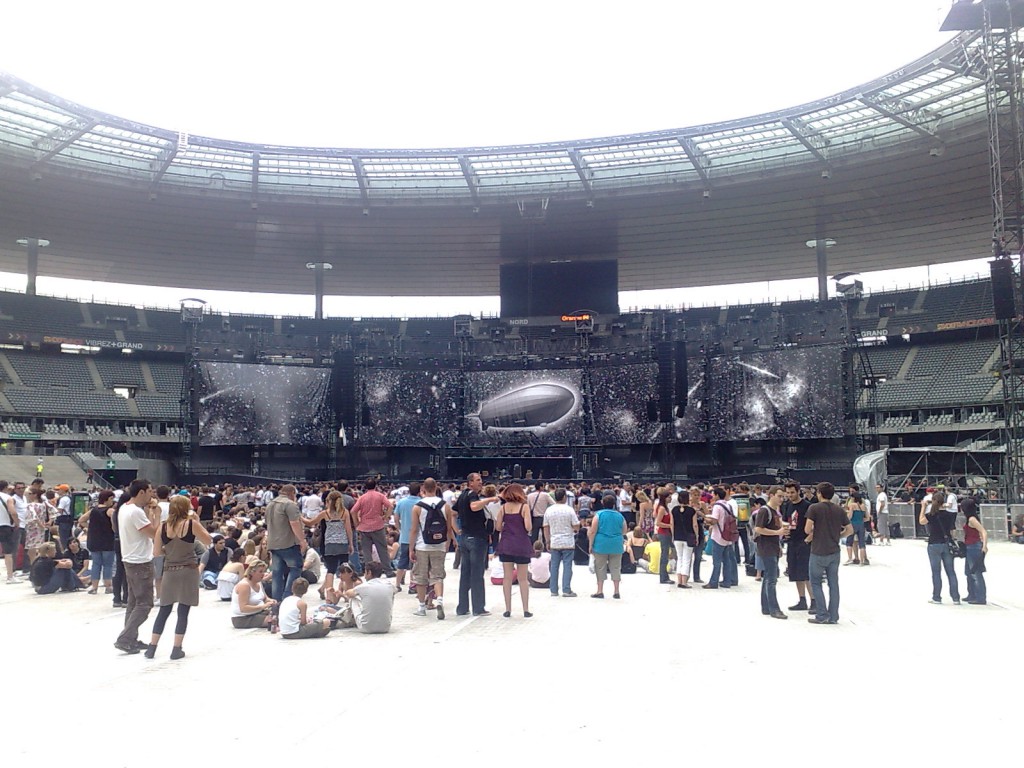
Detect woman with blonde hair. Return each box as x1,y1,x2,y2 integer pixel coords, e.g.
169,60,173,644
145,495,212,659
494,483,533,618
231,559,277,628
636,490,655,537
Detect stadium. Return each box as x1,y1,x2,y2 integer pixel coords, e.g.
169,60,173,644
0,14,1018,534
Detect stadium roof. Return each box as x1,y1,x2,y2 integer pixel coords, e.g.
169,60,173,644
0,31,995,297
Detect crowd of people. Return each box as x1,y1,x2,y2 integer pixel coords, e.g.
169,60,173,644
0,472,997,657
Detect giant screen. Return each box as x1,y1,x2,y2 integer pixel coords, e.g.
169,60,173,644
197,362,332,446
707,347,844,441
464,369,584,446
357,368,460,446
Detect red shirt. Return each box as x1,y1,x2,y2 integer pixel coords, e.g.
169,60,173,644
352,490,390,533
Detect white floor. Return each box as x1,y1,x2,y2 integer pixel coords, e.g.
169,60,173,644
2,539,1020,763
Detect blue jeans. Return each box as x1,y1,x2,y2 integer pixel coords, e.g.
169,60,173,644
760,554,780,614
658,533,673,581
349,534,362,575
927,542,960,602
964,542,986,602
90,550,115,582
710,540,738,587
37,567,81,594
457,534,488,614
549,549,574,595
809,551,840,622
271,545,303,602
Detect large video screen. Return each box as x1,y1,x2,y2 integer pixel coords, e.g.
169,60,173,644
465,369,584,445
197,363,332,446
357,368,460,446
590,363,662,444
707,347,844,441
674,357,706,443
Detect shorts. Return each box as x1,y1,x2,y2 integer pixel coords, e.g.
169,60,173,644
152,555,165,580
0,525,15,555
396,543,411,570
412,549,446,585
282,622,331,639
877,512,890,536
323,554,349,575
498,554,531,565
786,545,810,582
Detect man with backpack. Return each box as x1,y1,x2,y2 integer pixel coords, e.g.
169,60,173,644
703,485,739,589
408,478,451,620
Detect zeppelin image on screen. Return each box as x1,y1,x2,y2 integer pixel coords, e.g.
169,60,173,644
471,382,578,433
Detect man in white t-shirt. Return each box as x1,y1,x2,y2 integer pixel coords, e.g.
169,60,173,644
0,480,20,584
300,489,324,520
114,479,158,654
409,477,450,620
543,488,580,597
345,561,394,633
526,482,553,548
942,486,959,515
617,482,633,514
874,484,890,545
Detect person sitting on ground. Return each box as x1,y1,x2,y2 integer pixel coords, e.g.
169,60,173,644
200,535,231,590
342,561,394,634
326,562,362,603
301,545,322,585
279,578,331,639
625,525,648,571
64,539,91,586
29,542,83,594
1011,513,1024,544
490,551,511,585
528,540,551,588
231,559,277,629
217,547,247,601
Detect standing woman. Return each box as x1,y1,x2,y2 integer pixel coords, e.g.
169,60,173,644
495,483,533,618
844,492,869,566
145,495,212,659
919,490,961,605
636,491,655,538
23,487,49,565
653,487,673,584
589,494,627,599
308,490,353,600
962,495,988,605
79,490,116,596
672,492,699,589
689,488,706,584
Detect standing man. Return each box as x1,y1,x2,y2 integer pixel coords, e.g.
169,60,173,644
451,473,499,616
114,479,158,654
782,481,814,612
11,482,28,574
617,482,635,529
392,481,421,593
753,485,788,619
54,484,73,550
409,478,450,619
266,484,307,601
874,483,891,546
543,487,580,597
805,482,853,625
526,482,553,547
351,479,395,578
730,482,753,569
703,486,738,589
0,480,21,584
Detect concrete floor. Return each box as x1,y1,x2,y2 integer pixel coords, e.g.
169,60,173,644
2,539,1019,764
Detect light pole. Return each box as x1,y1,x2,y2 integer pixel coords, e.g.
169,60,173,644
16,238,49,296
305,262,333,321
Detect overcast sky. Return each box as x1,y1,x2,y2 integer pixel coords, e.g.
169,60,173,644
0,1,979,317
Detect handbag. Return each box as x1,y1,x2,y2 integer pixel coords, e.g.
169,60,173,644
945,536,966,558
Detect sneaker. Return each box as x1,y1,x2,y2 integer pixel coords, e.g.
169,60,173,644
807,616,834,625
788,599,808,611
929,598,942,604
413,606,427,617
953,600,961,606
133,640,148,651
770,611,789,620
562,591,578,597
472,610,491,616
112,600,125,608
966,599,987,605
436,603,445,620
702,584,718,590
113,641,140,654
550,592,560,598
5,577,22,585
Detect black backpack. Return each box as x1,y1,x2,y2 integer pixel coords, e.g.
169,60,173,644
417,499,448,546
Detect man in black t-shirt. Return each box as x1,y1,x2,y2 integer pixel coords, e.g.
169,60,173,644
450,473,499,616
805,481,852,625
782,481,813,612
